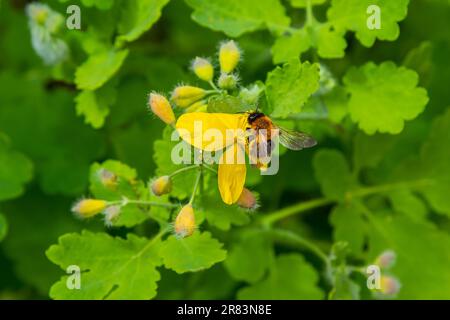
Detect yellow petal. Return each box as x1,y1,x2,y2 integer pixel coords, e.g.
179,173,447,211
176,112,247,151
218,144,247,204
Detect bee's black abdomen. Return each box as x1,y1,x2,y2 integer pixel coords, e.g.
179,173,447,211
247,112,265,124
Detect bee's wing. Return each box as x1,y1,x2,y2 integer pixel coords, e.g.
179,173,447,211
176,112,247,151
277,126,317,150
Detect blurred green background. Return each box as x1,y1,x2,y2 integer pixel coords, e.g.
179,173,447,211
0,0,449,299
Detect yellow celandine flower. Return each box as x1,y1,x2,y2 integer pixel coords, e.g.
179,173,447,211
176,112,248,205
192,57,214,82
219,40,240,73
72,199,108,218
171,85,206,108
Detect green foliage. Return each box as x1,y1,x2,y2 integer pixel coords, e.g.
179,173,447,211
160,232,227,273
0,134,33,201
237,254,323,299
265,59,320,117
118,0,170,43
224,232,272,283
313,149,357,201
46,230,162,299
75,49,129,91
344,62,429,134
327,0,409,47
1,0,449,301
0,213,7,242
185,0,290,37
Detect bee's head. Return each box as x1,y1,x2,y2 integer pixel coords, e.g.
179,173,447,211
248,112,265,124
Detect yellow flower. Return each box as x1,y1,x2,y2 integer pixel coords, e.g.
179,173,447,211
219,40,240,73
72,199,107,218
192,57,214,82
174,204,196,238
171,85,206,108
148,93,176,125
176,112,248,204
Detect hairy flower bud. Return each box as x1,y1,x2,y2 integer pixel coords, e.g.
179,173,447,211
150,176,172,196
239,84,263,105
237,188,259,210
148,93,176,125
379,276,401,297
97,168,117,189
72,199,108,218
174,204,196,238
171,85,206,108
375,250,396,269
192,57,214,82
218,73,238,90
219,40,240,73
103,205,121,227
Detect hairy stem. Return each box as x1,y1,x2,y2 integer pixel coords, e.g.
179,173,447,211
189,169,203,205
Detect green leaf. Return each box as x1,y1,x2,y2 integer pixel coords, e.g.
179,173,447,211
47,230,162,299
271,30,310,64
387,189,427,222
271,23,346,63
118,0,170,43
368,214,450,299
353,131,396,172
153,127,198,199
0,133,33,201
75,49,129,91
199,186,250,230
323,86,349,123
89,160,155,227
185,0,290,37
0,213,7,242
330,203,366,253
75,83,116,129
207,95,247,113
344,62,429,134
224,231,272,283
414,108,450,216
59,0,115,10
290,0,326,7
313,149,356,201
328,0,410,47
237,254,323,299
160,232,227,273
265,59,320,118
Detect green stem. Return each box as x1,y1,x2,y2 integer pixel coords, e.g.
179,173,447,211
208,81,220,92
202,164,218,174
169,165,199,178
266,228,329,265
305,0,315,27
189,169,202,205
261,178,434,226
345,179,433,200
261,198,332,226
109,199,178,209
